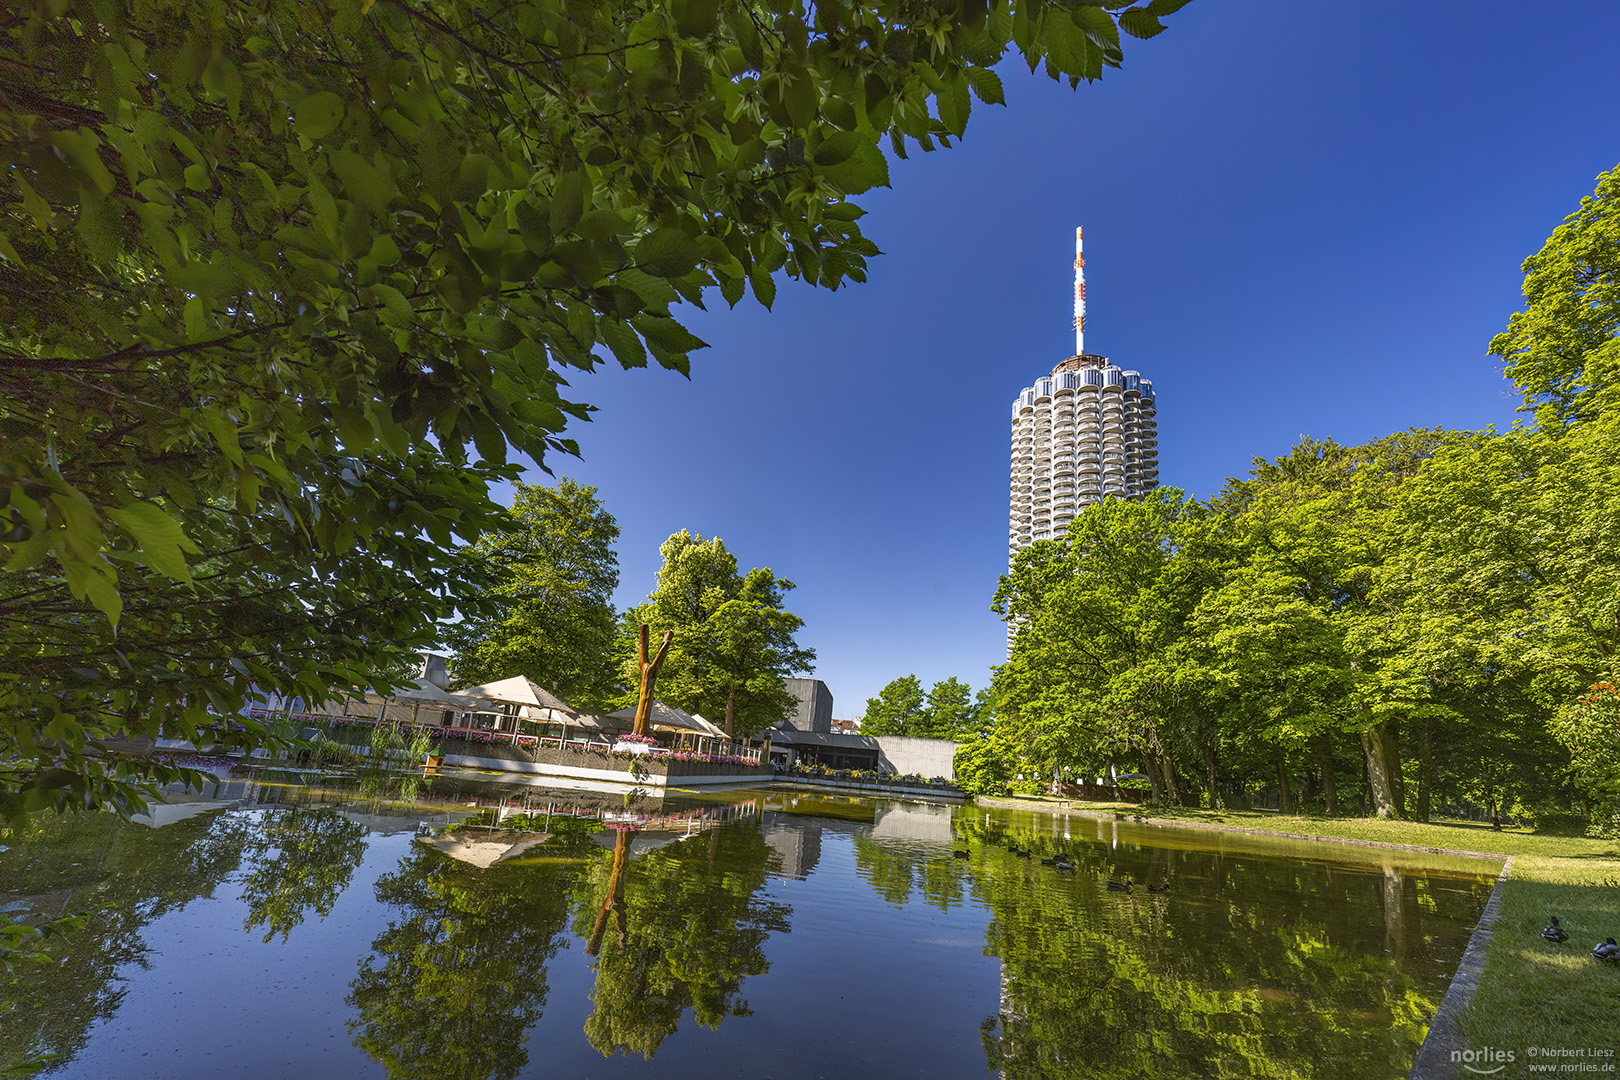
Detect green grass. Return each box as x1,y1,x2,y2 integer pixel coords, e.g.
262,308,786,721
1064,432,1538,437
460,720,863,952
982,792,1618,859
1460,856,1620,1064
981,793,1620,1061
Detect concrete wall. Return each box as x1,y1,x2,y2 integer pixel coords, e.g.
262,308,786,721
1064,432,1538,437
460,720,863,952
783,678,834,733
875,736,961,781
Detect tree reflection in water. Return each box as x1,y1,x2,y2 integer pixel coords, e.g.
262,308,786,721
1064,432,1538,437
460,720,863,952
573,823,791,1059
237,807,369,942
951,824,1485,1080
0,809,252,1073
347,843,576,1080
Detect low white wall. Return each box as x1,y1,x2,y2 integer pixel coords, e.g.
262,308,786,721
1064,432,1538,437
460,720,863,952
875,736,961,780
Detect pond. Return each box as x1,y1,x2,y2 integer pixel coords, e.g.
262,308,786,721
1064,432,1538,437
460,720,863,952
1,766,1500,1079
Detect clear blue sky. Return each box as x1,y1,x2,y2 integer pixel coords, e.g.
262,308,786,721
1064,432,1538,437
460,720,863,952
503,1,1620,719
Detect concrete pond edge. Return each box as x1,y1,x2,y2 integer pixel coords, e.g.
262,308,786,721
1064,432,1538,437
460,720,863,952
974,797,1509,861
1407,856,1514,1080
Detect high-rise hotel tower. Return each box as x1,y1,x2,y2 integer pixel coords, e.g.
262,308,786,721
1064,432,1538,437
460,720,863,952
1008,228,1158,557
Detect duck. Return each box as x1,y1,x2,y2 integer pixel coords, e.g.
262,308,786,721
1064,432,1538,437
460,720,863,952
1053,862,1074,873
1146,883,1170,895
1593,937,1620,961
1015,848,1032,859
1040,856,1059,866
1106,878,1133,893
952,849,970,860
1542,916,1568,943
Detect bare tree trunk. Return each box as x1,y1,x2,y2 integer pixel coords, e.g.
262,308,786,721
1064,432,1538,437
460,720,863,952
724,685,736,737
1415,718,1432,823
631,624,674,737
587,830,632,956
1205,741,1218,809
1361,722,1404,819
1318,735,1338,816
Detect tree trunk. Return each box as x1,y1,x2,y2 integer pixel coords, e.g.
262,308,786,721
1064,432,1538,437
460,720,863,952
1204,741,1218,809
587,830,632,956
1415,718,1432,823
1384,720,1408,814
1275,747,1292,814
724,685,736,737
1317,735,1337,816
631,624,674,737
1140,751,1163,803
1157,753,1181,805
1360,722,1405,818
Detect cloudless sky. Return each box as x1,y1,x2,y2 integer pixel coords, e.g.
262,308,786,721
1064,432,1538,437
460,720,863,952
500,1,1620,719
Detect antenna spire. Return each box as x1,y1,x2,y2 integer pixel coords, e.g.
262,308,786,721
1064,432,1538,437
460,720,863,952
1073,226,1086,356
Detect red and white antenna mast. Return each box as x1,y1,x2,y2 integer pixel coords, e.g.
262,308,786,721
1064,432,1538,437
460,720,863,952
1073,226,1086,356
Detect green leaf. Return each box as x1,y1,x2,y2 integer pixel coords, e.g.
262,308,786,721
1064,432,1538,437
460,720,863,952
550,170,587,233
331,150,396,210
616,266,679,307
813,131,863,167
599,317,647,369
107,501,201,584
293,92,346,139
937,75,972,136
202,410,243,467
634,228,701,278
781,68,818,129
1118,8,1167,39
967,67,1006,106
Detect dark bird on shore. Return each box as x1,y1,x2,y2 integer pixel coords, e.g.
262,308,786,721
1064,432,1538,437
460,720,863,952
1146,883,1170,895
1106,879,1133,893
952,849,969,860
1593,937,1620,961
1542,916,1568,943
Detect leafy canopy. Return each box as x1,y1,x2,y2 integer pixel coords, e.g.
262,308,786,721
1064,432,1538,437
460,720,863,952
1,0,1193,818
1491,161,1620,425
443,478,622,711
619,531,814,736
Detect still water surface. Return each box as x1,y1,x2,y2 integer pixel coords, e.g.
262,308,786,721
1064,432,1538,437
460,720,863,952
1,767,1499,1079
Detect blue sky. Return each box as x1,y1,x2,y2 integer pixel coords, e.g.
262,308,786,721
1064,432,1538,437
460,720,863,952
504,1,1620,719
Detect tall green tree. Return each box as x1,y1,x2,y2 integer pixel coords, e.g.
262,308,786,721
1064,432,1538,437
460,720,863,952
1489,161,1620,425
443,478,621,710
861,675,981,739
1195,433,1475,817
620,531,814,736
919,676,980,740
859,675,926,736
989,489,1216,800
2,0,1195,819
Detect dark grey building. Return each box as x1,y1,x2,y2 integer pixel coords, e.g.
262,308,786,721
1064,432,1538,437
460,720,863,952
782,677,833,734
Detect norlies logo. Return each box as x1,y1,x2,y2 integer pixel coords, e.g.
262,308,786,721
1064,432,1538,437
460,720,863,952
1453,1047,1517,1075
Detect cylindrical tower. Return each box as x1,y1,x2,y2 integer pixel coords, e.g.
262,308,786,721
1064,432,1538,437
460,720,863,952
1008,228,1159,569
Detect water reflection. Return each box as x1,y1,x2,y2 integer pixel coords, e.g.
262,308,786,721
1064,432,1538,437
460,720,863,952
571,812,792,1059
0,807,252,1071
958,815,1496,1080
238,807,369,942
347,843,574,1080
1,773,1498,1080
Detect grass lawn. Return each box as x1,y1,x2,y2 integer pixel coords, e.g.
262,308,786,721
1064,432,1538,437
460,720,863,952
982,794,1620,1060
